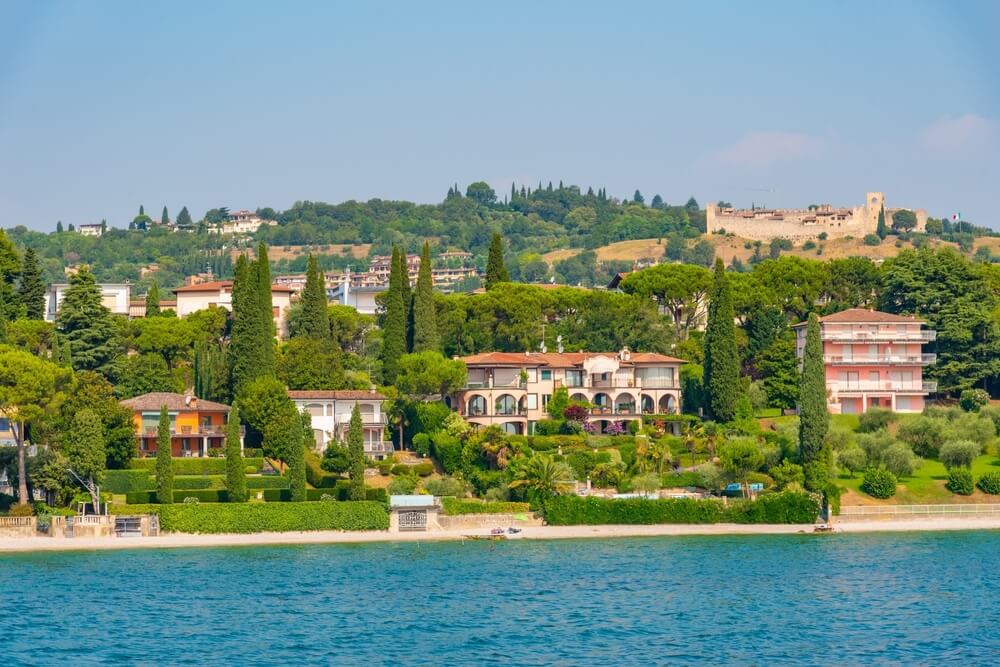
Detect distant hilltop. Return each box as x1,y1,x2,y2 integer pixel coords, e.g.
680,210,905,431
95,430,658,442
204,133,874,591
706,192,927,241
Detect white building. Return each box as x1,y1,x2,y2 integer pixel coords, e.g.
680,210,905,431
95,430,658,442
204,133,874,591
329,269,385,315
44,283,131,322
78,223,104,237
211,210,278,235
172,280,295,338
289,390,393,460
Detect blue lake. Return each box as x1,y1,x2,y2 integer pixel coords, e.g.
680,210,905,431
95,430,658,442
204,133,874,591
2,532,998,665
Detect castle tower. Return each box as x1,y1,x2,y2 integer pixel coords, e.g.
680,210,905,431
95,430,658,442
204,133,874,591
865,192,885,232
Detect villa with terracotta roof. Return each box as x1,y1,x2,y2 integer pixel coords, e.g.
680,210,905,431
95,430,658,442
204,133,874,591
289,390,393,460
172,280,295,338
119,393,241,457
451,348,684,434
793,308,937,414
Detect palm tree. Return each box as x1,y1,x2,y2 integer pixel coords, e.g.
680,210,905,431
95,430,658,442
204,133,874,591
509,454,575,501
682,421,705,467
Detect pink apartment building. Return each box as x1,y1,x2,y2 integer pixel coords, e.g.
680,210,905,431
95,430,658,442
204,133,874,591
450,348,684,434
793,308,937,414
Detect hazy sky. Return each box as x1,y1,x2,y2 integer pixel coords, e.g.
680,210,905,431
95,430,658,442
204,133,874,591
1,1,998,231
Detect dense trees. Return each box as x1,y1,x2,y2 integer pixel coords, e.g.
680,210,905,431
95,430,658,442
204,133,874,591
620,263,712,340
56,267,117,374
703,259,739,422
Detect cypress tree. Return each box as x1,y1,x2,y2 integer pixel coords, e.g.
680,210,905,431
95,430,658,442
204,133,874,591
139,205,145,216
876,204,888,239
255,243,276,371
56,266,117,374
298,255,329,339
155,406,174,504
380,247,407,383
225,404,247,502
484,232,509,290
18,247,46,319
703,258,740,422
195,341,229,403
161,206,169,226
145,281,161,317
288,411,309,502
56,221,64,233
798,312,830,489
229,255,262,397
347,403,365,500
412,242,439,352
397,249,411,342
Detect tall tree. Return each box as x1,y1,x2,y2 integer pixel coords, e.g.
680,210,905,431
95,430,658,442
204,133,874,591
0,348,71,505
412,242,439,352
0,229,21,322
18,247,46,320
225,404,247,502
703,259,740,422
485,233,509,290
62,408,106,485
160,206,169,226
396,249,412,350
288,411,308,501
798,312,830,491
56,266,118,374
145,281,161,317
175,206,193,228
194,341,229,403
297,254,330,339
155,406,174,504
229,255,262,397
255,242,276,371
347,402,365,500
876,204,888,239
380,247,407,384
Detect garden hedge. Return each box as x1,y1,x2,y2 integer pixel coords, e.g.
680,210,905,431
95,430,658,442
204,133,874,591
154,501,389,533
104,469,155,494
109,472,285,494
127,489,230,504
305,450,340,488
543,491,820,525
977,471,1000,495
129,457,264,475
440,498,531,515
263,483,388,503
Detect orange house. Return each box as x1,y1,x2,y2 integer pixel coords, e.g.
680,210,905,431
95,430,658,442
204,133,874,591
119,392,240,457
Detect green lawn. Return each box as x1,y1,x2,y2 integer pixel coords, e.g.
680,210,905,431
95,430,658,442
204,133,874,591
840,453,1000,504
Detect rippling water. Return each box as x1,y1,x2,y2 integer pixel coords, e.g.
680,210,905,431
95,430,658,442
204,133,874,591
2,532,998,665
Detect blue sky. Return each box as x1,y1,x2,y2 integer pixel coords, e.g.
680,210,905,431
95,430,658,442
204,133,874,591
1,0,998,231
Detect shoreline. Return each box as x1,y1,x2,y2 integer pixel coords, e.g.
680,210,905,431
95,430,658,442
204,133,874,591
2,517,999,553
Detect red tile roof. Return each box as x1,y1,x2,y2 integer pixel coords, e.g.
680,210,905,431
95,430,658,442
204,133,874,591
792,308,924,326
172,280,295,293
460,351,684,367
288,390,386,400
119,393,231,412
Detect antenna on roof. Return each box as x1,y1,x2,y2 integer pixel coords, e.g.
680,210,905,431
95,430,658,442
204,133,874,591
556,335,564,354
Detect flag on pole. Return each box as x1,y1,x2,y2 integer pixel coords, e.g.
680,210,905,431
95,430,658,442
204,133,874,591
951,212,961,222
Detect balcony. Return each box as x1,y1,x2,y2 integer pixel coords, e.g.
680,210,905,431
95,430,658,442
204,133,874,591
142,425,245,437
830,380,937,394
823,330,936,342
824,354,936,366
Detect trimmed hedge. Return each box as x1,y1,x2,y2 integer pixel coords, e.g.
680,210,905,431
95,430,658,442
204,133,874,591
977,471,1000,495
127,489,230,504
305,450,341,488
129,457,264,475
543,491,820,525
155,501,389,533
247,476,290,490
441,498,531,516
263,484,388,503
104,469,154,494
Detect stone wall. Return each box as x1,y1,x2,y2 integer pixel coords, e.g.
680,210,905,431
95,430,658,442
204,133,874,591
0,516,37,538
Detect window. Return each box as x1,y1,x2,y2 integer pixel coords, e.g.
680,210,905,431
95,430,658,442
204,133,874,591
541,370,552,381
868,371,879,382
527,394,538,410
0,418,9,432
525,368,537,383
542,394,551,409
495,395,517,416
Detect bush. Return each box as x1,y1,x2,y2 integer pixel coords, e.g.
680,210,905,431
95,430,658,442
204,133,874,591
320,444,350,474
411,433,431,457
103,469,154,494
130,457,263,475
263,483,387,503
387,475,418,495
946,413,995,447
411,462,434,477
861,467,897,499
155,501,389,533
946,468,974,495
305,450,341,488
543,491,819,525
440,498,530,515
8,504,34,517
836,443,867,477
430,432,463,474
566,450,598,480
802,240,816,250
863,234,882,246
897,416,948,457
423,476,468,497
959,388,990,412
658,471,703,488
246,476,290,490
976,471,1000,495
769,461,805,489
858,408,896,433
979,406,1000,434
534,419,563,436
857,431,920,477
939,440,981,469
591,462,626,488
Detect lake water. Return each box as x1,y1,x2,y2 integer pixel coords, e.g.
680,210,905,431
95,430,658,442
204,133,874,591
2,532,998,665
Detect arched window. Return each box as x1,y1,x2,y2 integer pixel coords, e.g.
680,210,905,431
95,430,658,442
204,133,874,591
658,394,676,414
641,394,655,414
495,394,516,416
468,395,487,416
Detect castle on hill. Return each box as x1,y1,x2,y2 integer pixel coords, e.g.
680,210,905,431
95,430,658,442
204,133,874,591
706,192,926,241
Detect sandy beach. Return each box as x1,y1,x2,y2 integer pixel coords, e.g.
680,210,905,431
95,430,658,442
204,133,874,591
2,517,999,553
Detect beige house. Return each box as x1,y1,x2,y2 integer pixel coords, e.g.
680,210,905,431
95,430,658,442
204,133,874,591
44,283,131,322
451,348,684,434
172,280,295,338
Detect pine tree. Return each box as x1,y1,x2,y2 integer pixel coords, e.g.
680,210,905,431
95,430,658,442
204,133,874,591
175,206,193,228
155,406,174,504
145,281,161,317
194,341,229,403
224,404,247,502
229,255,262,397
703,258,740,422
255,243,276,370
633,190,644,205
288,411,308,501
380,247,407,384
56,266,118,374
298,255,329,339
347,403,365,500
139,205,145,216
876,204,888,239
412,242,439,352
798,312,830,490
484,233,509,290
161,206,169,226
63,408,106,484
18,247,46,320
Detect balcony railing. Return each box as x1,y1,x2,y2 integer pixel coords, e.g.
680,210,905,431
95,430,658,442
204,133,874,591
364,442,394,454
824,354,936,365
823,330,936,342
830,380,937,393
142,425,245,437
